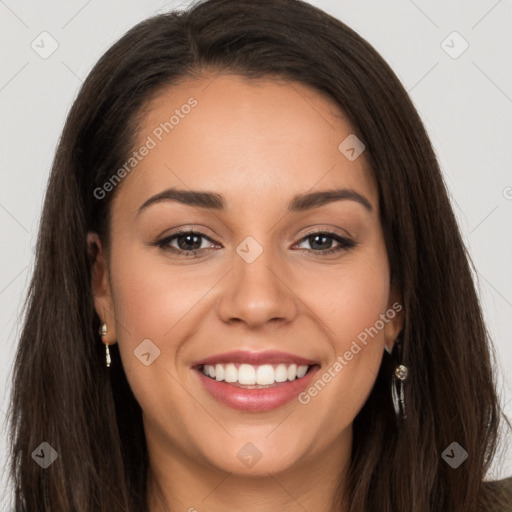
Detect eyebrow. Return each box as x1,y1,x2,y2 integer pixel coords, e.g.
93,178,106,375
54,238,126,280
137,187,373,216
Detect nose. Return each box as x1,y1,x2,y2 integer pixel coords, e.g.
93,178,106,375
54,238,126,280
217,241,299,329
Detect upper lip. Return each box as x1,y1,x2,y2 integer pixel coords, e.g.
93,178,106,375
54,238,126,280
191,350,318,368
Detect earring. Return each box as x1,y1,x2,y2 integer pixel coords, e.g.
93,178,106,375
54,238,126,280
98,322,111,368
391,364,408,421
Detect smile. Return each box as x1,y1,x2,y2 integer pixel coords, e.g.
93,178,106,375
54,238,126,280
192,350,321,412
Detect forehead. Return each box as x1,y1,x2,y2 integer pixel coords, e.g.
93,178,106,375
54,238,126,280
112,73,377,213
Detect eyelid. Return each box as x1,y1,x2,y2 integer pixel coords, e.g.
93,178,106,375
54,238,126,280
156,225,218,240
298,224,353,240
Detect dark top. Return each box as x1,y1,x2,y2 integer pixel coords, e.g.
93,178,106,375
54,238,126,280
7,476,512,511
487,476,512,511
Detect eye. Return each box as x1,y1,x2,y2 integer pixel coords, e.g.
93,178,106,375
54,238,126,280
155,229,217,257
154,229,356,258
294,231,356,255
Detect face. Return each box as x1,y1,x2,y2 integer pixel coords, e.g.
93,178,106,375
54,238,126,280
89,74,403,478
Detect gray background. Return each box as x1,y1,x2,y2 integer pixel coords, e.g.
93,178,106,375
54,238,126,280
1,0,511,507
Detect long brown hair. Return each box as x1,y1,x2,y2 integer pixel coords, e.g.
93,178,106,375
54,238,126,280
8,0,511,510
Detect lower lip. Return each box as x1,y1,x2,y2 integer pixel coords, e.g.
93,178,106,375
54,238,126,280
194,365,320,412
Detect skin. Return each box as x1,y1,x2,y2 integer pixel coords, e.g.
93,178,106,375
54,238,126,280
88,74,404,512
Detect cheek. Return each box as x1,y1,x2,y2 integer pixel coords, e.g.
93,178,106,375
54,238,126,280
107,243,212,429
334,266,389,343
300,248,390,347
107,241,207,388
110,240,209,338
294,245,390,422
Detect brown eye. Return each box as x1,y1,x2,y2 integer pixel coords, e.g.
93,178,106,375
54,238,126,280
295,231,356,255
156,230,217,257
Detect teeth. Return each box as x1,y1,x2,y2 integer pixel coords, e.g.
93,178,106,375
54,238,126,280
238,364,256,385
224,363,237,383
215,364,224,381
297,365,308,378
275,364,288,382
256,364,274,385
287,364,297,380
201,362,310,385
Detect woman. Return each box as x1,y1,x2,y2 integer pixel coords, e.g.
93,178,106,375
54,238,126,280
7,0,512,510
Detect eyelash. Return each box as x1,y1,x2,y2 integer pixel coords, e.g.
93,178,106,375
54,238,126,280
154,228,356,258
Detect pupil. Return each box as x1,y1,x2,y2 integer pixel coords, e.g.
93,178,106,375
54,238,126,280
178,234,201,251
310,234,331,250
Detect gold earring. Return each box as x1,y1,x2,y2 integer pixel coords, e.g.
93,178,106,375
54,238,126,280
99,322,111,368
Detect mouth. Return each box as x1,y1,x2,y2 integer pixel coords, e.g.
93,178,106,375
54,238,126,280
191,351,321,411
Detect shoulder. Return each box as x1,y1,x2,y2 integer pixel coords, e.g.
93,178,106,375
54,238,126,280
483,476,512,512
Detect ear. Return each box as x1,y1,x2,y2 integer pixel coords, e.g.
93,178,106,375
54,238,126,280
383,283,404,354
87,232,117,346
